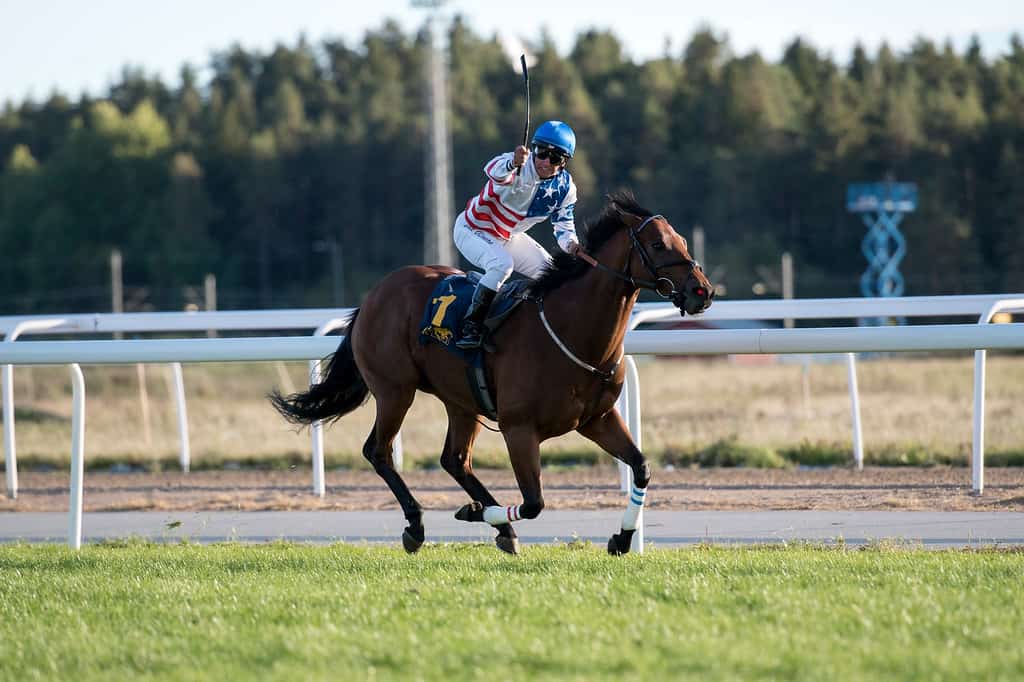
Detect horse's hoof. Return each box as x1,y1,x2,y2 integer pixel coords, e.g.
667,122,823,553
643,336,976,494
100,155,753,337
455,501,484,522
496,535,520,555
607,530,633,556
402,528,424,554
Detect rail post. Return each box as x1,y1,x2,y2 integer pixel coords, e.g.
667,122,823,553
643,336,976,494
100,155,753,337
170,364,190,472
3,319,73,498
972,299,1024,494
846,353,864,469
68,364,86,549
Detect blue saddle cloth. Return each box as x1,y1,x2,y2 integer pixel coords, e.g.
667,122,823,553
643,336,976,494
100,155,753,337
418,273,529,362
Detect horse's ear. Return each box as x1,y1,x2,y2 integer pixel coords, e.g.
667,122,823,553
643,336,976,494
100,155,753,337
609,199,639,225
607,192,644,230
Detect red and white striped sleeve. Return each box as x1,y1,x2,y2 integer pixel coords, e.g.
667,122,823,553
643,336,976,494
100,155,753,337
483,153,516,185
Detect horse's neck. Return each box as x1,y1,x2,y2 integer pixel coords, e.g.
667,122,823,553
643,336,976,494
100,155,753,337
544,241,637,366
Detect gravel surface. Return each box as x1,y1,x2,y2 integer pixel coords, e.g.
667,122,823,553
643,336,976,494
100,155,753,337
3,467,1023,512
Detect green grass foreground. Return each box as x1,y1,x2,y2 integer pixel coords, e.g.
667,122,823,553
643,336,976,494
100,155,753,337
1,544,1022,681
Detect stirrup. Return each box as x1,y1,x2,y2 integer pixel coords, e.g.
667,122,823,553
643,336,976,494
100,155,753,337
456,324,483,350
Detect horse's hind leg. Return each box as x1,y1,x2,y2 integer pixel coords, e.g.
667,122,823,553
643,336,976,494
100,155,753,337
362,388,425,553
454,424,544,555
441,406,518,555
577,409,650,555
503,425,545,524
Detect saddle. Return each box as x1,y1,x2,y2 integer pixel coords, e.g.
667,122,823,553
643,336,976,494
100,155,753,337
419,272,531,354
418,272,532,419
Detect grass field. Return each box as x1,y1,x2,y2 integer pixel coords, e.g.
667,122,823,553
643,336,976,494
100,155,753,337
1,543,1022,680
4,354,1024,470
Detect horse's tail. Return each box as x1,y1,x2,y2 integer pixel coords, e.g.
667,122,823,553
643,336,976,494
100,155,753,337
269,309,369,426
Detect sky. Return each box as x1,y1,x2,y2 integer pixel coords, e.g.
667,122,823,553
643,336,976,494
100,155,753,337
2,0,1021,103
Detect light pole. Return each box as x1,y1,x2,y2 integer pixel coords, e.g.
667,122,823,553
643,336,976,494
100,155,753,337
412,0,455,266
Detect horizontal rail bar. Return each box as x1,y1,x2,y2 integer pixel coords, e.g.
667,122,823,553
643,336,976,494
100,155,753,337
623,324,1024,355
0,336,342,364
0,309,354,336
635,293,1024,322
0,324,1021,366
4,293,1021,337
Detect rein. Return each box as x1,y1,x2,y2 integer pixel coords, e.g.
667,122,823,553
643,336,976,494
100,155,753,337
535,211,703,384
576,214,698,299
536,298,623,383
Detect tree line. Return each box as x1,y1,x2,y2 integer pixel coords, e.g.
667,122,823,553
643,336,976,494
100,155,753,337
1,20,1023,314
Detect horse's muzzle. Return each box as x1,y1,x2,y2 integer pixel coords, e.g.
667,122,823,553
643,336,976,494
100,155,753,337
675,277,714,317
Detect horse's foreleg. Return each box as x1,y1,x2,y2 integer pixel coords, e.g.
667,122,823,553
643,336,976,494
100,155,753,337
363,390,424,553
577,409,649,555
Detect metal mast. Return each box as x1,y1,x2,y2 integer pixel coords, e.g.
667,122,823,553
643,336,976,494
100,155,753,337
413,0,454,266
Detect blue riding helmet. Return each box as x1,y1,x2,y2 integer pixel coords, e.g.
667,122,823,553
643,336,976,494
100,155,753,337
531,121,576,158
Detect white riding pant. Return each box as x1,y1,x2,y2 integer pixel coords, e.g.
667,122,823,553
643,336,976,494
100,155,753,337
453,212,552,292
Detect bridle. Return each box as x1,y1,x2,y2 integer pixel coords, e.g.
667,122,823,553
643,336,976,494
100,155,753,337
535,212,709,384
576,213,707,301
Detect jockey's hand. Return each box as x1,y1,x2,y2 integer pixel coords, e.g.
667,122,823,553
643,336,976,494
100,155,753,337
513,145,529,168
565,242,582,257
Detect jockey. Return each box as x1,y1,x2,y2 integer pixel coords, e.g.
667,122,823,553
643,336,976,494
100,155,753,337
453,120,581,350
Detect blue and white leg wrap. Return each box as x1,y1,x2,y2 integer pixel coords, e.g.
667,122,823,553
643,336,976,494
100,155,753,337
621,485,646,531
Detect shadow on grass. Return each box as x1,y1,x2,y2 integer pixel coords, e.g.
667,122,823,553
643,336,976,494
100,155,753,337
0,406,69,424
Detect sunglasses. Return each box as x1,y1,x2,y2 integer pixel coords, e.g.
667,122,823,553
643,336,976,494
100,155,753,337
533,146,567,165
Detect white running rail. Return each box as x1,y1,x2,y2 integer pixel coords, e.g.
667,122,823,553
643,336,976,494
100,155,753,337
624,294,1024,482
3,295,1021,499
972,298,1024,494
2,309,355,497
1,322,1022,550
3,319,73,499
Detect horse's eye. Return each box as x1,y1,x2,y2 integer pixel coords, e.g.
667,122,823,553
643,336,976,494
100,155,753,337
651,241,666,251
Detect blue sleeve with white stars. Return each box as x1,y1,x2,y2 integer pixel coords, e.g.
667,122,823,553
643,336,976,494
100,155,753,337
551,173,578,252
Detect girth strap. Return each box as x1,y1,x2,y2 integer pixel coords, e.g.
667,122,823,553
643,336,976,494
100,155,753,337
465,359,498,421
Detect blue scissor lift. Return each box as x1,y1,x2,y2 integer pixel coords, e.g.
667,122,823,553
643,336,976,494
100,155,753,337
846,182,917,325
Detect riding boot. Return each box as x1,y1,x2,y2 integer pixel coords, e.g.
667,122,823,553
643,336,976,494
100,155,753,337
455,284,497,350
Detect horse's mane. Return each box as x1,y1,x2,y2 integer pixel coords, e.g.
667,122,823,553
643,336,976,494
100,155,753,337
527,190,653,298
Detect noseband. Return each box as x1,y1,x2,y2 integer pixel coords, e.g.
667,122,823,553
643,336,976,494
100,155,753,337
577,214,702,300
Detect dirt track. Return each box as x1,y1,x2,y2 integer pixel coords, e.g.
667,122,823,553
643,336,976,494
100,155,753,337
3,466,1024,513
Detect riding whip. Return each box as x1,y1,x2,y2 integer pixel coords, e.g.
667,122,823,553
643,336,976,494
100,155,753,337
521,54,530,147
517,54,529,175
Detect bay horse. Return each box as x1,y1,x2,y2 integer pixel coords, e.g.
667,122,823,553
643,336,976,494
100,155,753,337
270,192,714,555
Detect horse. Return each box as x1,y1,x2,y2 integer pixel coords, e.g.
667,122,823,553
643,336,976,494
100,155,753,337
270,192,714,555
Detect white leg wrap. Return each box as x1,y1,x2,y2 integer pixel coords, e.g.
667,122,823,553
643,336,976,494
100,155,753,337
621,485,647,531
483,505,521,526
